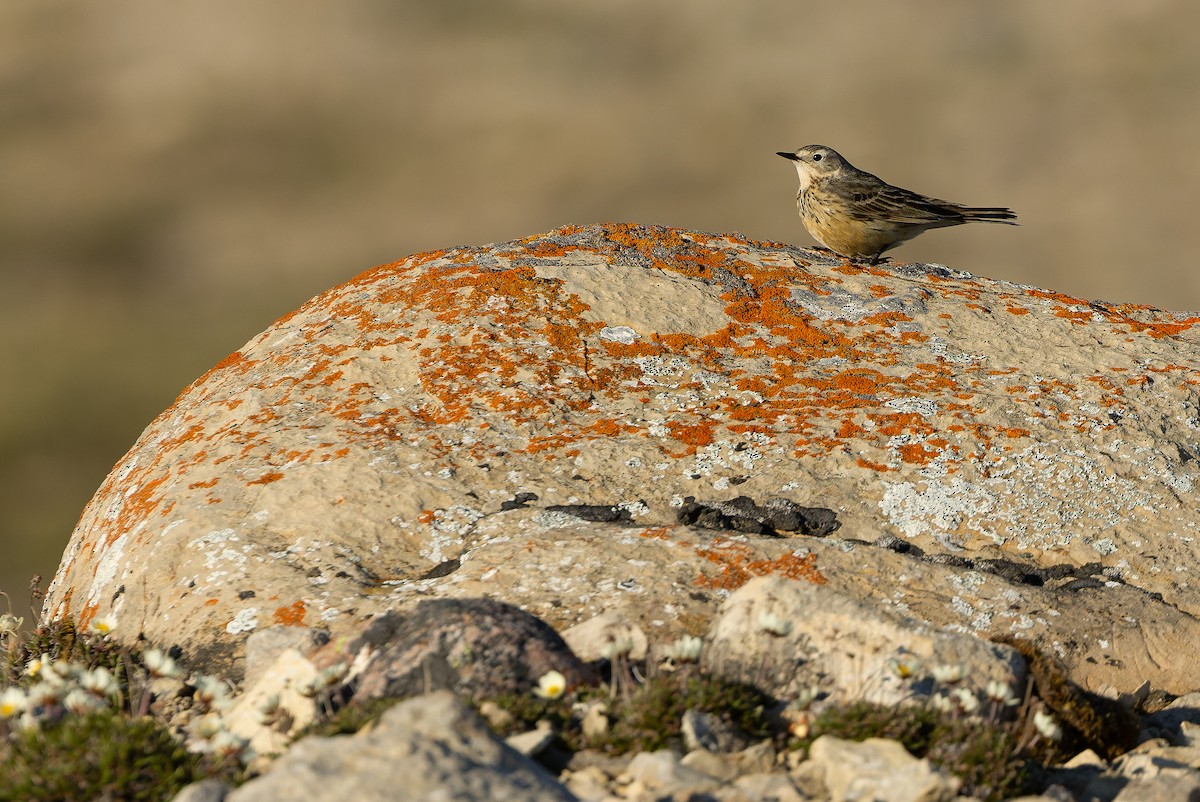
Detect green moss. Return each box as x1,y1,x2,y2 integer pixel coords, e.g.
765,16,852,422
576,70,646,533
0,711,200,802
292,697,404,739
996,635,1140,761
594,670,772,755
800,701,1031,802
800,699,942,755
480,691,574,738
927,721,1029,802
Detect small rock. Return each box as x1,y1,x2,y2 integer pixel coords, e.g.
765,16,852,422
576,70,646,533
561,611,648,661
732,772,807,802
1111,771,1200,801
1144,692,1200,744
733,740,776,775
682,708,738,753
561,765,612,802
579,701,610,742
617,750,720,797
680,748,740,782
1063,748,1106,768
225,691,574,802
506,720,557,757
325,598,589,704
223,647,319,757
478,700,515,731
805,735,961,802
170,778,232,802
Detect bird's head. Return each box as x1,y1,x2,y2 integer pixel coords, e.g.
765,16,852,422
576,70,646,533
776,144,848,190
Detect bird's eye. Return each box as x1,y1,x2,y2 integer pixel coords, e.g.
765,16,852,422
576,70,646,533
812,153,823,162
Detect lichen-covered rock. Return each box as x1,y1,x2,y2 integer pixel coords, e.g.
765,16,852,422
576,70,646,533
703,575,1025,705
42,223,1200,693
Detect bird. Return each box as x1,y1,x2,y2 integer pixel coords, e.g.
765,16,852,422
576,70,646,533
777,145,1017,264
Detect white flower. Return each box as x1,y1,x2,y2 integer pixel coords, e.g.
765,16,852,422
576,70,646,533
601,635,635,660
188,712,225,741
0,613,23,635
985,679,1021,707
88,615,118,637
0,686,28,719
534,670,567,700
211,729,254,762
80,666,120,699
144,648,184,680
63,687,102,714
952,687,981,715
665,635,704,663
257,693,287,727
27,680,65,708
756,611,794,637
24,652,51,678
49,659,77,682
888,653,921,680
929,692,954,714
298,663,347,699
317,662,348,687
1033,709,1063,742
930,663,967,685
193,675,233,710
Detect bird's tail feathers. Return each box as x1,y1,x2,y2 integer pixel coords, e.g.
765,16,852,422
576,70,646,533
962,207,1018,225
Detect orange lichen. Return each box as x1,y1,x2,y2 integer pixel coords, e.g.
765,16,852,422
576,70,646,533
693,539,827,590
897,443,941,464
246,472,284,486
273,600,307,626
856,457,892,472
666,420,718,452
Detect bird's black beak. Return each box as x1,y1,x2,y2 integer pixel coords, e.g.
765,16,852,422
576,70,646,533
776,151,799,161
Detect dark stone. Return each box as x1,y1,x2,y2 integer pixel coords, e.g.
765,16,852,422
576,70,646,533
676,495,840,537
342,598,591,705
975,559,1044,587
762,498,841,537
926,554,975,570
546,504,632,523
874,534,925,557
500,492,540,511
1058,578,1106,592
420,558,460,580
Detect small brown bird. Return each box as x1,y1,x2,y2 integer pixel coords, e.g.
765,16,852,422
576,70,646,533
777,145,1017,263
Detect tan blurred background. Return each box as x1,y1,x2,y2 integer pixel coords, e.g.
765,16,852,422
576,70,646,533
3,0,1199,610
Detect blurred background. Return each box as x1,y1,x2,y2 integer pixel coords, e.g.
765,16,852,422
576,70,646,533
3,0,1199,611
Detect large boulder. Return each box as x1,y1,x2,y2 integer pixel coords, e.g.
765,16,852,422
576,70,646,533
43,223,1200,692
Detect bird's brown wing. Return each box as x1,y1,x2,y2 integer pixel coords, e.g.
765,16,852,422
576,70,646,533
840,176,970,226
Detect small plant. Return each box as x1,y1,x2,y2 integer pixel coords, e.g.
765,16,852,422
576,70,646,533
0,710,201,801
797,699,1031,801
291,696,405,739
0,585,251,797
595,668,773,755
